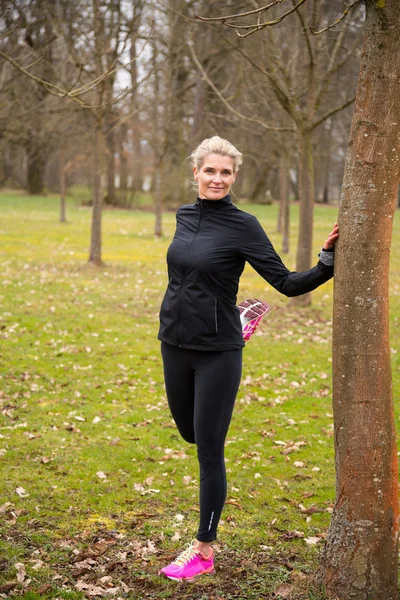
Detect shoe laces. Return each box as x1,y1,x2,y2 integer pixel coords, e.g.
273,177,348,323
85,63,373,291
172,540,201,567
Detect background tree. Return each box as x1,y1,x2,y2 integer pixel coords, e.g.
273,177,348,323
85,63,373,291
195,0,363,304
0,0,364,265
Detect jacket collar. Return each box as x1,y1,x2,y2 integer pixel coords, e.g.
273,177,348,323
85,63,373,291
195,194,232,208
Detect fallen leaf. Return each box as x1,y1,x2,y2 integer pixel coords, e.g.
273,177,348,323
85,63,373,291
75,581,108,596
281,530,304,540
302,491,314,498
0,583,17,593
298,504,323,514
15,486,29,497
96,471,107,479
225,499,242,509
304,536,322,545
31,559,45,570
14,563,27,584
273,582,292,597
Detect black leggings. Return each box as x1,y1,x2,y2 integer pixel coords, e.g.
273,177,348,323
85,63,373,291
161,341,242,542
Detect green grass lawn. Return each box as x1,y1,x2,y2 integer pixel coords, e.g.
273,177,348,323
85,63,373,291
1,190,399,599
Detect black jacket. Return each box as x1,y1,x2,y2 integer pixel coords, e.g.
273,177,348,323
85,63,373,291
158,195,333,351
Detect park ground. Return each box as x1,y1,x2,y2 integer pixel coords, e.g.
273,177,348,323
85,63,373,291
1,190,400,599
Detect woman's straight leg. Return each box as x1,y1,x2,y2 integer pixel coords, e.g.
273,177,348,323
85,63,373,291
191,348,242,542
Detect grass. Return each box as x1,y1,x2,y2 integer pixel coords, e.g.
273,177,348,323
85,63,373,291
0,189,399,599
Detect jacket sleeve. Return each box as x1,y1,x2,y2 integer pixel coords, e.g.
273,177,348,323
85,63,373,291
238,215,334,297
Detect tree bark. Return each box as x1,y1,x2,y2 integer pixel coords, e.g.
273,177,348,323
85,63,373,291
130,5,143,195
279,156,290,254
322,118,333,204
292,129,314,305
154,159,163,238
105,121,116,204
319,2,400,598
89,121,104,266
119,148,128,203
60,147,67,223
249,167,269,203
26,138,46,195
160,0,188,209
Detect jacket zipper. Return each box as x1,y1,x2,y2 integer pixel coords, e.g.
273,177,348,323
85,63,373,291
176,202,204,344
214,297,218,335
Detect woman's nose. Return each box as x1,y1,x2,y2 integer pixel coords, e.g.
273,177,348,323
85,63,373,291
212,172,222,182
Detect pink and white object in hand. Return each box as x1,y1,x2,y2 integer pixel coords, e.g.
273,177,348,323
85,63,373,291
238,298,270,341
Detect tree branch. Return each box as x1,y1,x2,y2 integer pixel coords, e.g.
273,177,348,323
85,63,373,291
310,95,356,131
0,49,138,109
0,22,20,41
195,0,285,23
292,0,313,65
310,0,363,35
196,0,308,38
187,41,295,133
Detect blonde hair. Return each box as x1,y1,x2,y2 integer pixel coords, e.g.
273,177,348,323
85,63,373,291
190,136,243,172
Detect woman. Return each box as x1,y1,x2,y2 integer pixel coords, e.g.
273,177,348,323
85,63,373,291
158,136,339,581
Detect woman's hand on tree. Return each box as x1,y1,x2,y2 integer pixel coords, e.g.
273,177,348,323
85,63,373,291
323,223,339,250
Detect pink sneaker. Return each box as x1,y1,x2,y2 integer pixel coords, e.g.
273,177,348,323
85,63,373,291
238,298,270,341
159,540,214,581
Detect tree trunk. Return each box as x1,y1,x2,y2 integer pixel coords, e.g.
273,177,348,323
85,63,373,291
105,123,116,205
89,121,104,266
130,17,143,195
119,149,128,201
322,118,333,205
249,167,269,203
276,196,282,234
26,139,46,195
292,130,314,305
154,160,163,238
279,156,289,254
319,2,400,598
160,0,188,209
291,1,319,306
191,75,206,146
60,148,67,223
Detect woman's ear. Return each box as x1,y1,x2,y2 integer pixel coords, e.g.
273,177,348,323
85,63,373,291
193,166,199,181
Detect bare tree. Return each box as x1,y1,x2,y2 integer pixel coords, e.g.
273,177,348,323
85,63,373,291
195,0,363,304
0,0,139,265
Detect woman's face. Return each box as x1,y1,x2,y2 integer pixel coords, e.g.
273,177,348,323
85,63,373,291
193,153,237,200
